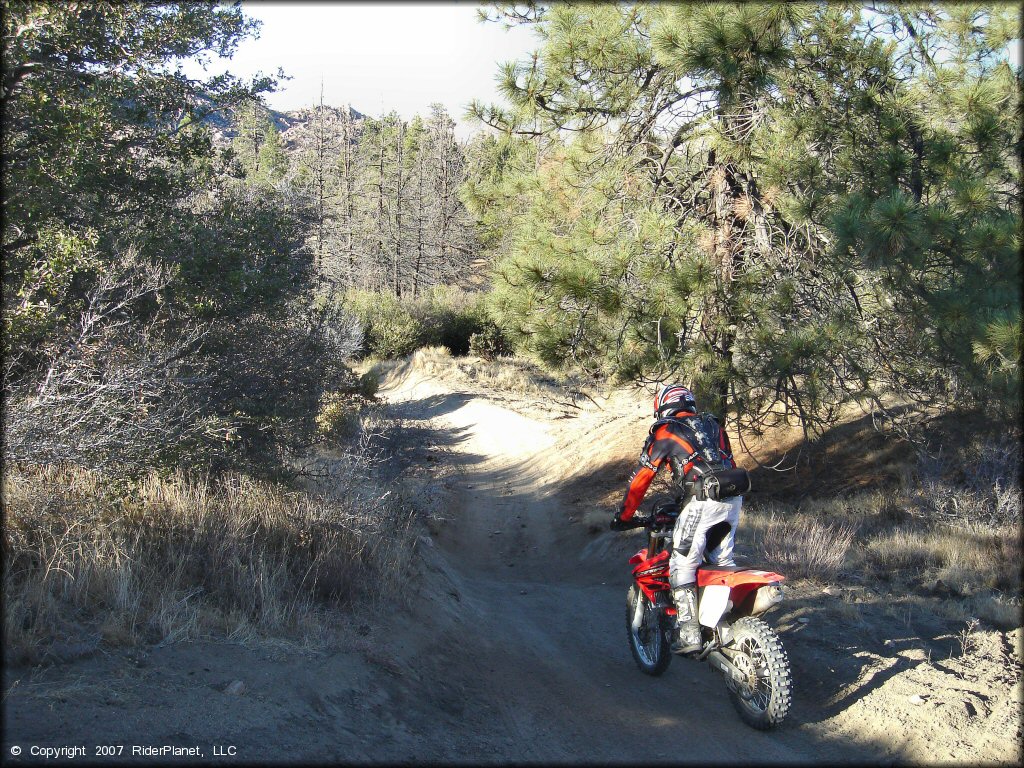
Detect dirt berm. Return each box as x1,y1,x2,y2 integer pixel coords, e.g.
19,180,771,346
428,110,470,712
3,353,1020,764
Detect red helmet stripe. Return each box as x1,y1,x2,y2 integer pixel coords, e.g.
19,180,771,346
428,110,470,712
655,385,695,416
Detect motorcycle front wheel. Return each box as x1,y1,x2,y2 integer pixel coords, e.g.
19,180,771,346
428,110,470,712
725,616,792,729
625,584,672,676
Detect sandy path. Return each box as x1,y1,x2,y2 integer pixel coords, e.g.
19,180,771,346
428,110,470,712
5,360,1016,764
372,364,879,763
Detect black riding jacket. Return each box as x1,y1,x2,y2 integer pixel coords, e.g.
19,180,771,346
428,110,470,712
618,410,736,520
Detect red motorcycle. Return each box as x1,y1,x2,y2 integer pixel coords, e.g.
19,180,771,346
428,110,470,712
623,504,792,730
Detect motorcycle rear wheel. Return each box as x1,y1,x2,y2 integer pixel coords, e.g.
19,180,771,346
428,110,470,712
725,616,792,729
625,584,672,676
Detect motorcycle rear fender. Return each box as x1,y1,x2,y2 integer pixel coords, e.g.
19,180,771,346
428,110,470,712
697,567,786,588
697,566,785,612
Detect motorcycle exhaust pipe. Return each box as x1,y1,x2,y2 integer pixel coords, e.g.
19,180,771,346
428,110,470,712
750,583,785,615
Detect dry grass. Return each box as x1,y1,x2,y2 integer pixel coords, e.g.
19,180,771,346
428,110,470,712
759,514,858,581
913,433,1022,527
370,346,580,401
744,488,1022,629
3,464,418,664
859,526,1017,588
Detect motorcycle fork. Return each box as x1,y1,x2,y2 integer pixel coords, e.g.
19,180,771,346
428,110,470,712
647,530,673,615
648,529,666,558
634,531,671,640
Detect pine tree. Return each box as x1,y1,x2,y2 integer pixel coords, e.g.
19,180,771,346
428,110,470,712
292,93,346,290
471,3,1021,433
337,105,362,288
426,104,475,288
347,107,476,296
231,100,289,186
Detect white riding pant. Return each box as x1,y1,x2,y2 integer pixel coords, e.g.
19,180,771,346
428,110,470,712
669,496,742,588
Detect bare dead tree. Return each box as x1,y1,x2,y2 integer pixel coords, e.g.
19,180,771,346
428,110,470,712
4,250,214,474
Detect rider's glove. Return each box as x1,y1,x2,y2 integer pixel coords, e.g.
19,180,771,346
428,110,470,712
609,512,632,531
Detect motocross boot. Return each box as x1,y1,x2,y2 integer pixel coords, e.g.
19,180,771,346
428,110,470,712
671,584,702,655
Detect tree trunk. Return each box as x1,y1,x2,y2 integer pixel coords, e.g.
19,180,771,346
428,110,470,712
393,120,405,298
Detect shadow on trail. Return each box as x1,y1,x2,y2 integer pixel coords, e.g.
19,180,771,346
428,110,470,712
778,584,984,729
550,440,977,753
373,384,906,763
389,392,477,421
745,406,1006,502
376,394,484,483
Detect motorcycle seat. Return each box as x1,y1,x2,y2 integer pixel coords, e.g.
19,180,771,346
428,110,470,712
697,564,755,573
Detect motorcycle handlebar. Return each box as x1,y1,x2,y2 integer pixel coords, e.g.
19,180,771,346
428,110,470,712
637,515,679,533
617,515,675,531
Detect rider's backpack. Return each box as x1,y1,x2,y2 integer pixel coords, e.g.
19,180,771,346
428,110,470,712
652,413,750,501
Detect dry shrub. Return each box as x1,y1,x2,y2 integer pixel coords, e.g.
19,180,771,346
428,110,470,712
759,513,857,581
406,345,460,377
2,465,417,664
315,390,377,440
746,489,1021,628
914,433,1021,527
466,358,558,396
398,345,573,398
861,523,1021,594
959,592,1022,629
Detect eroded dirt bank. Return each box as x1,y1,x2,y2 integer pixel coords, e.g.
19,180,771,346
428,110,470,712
3,357,1020,765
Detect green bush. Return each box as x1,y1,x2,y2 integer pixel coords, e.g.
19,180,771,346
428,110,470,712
344,290,422,359
469,321,513,360
411,287,486,356
357,369,380,399
342,288,493,360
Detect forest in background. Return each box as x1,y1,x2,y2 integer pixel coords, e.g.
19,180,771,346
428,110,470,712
1,2,1020,655
229,100,478,297
2,3,488,479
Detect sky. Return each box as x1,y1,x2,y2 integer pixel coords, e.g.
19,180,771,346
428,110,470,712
186,3,1022,140
184,2,539,139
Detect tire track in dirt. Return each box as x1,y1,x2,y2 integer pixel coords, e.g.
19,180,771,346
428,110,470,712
377,363,884,764
2,361,924,764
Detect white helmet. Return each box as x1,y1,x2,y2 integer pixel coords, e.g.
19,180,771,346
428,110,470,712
653,384,696,419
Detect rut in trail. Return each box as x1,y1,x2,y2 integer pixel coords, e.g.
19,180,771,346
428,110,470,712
373,361,871,764
2,357,1013,763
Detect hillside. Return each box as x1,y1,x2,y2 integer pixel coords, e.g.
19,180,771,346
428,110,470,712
204,102,366,148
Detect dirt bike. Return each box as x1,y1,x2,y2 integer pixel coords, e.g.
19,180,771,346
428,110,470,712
623,503,792,730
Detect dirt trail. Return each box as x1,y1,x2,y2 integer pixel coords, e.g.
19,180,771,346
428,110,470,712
3,358,1019,764
366,361,878,763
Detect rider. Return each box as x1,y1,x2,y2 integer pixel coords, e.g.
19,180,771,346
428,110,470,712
610,385,743,655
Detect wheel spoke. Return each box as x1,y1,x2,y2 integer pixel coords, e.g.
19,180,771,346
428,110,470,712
736,637,774,711
630,593,661,665
627,586,672,677
723,617,791,729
